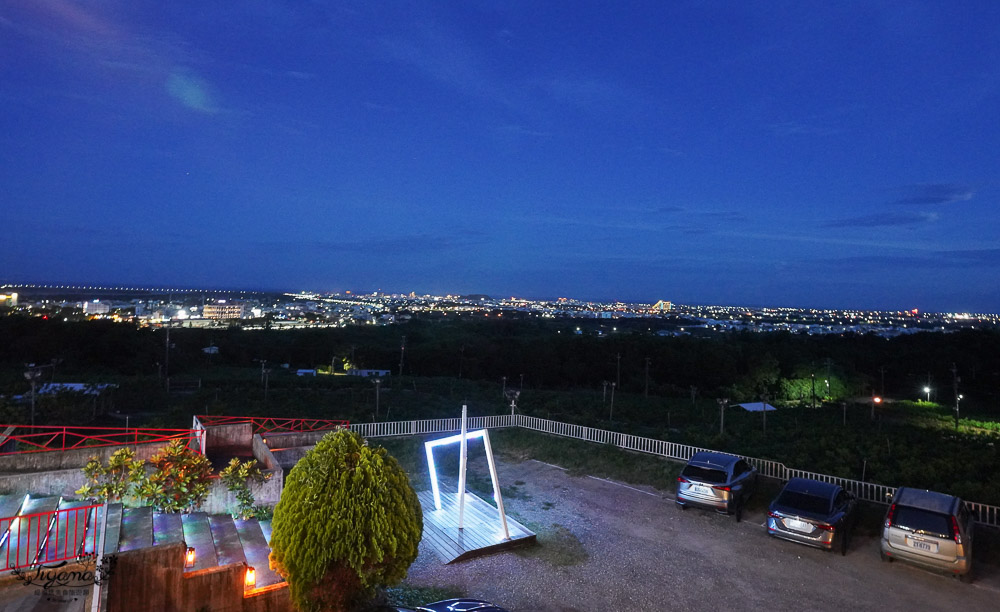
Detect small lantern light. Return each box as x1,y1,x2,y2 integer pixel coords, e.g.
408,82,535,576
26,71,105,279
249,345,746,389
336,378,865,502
185,547,196,568
244,566,256,590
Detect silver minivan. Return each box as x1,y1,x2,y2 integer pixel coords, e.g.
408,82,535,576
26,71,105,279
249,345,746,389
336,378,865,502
880,487,974,581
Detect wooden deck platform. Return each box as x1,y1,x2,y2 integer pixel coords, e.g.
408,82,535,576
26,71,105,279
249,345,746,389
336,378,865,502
418,488,535,564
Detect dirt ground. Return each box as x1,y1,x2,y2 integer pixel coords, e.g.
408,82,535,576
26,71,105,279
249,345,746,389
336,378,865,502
401,457,1000,612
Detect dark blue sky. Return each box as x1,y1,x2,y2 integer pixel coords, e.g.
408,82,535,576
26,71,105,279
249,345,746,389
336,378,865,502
2,1,998,311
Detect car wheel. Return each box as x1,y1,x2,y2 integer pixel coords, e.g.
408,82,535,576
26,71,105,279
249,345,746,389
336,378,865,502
677,502,686,511
879,551,892,563
839,529,849,556
734,498,743,523
958,567,973,584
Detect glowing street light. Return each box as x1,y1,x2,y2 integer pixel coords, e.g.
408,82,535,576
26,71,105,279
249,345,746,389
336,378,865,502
923,386,931,402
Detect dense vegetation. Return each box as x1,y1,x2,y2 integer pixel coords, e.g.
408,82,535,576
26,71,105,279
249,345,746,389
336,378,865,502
2,315,999,505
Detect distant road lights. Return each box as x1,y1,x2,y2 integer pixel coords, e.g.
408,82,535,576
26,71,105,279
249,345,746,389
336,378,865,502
924,386,931,402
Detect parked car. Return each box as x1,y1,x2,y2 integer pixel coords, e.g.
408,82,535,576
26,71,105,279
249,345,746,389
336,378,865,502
766,477,858,555
676,451,757,521
880,487,975,581
396,599,510,612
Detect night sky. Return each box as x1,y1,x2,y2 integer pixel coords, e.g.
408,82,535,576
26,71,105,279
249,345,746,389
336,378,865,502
2,2,998,312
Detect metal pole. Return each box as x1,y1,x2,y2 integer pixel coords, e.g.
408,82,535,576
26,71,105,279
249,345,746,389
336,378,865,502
482,430,510,540
458,405,468,530
609,383,616,422
644,357,650,397
952,363,960,429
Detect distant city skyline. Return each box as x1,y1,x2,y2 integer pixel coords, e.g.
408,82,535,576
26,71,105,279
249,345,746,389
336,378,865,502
2,2,998,312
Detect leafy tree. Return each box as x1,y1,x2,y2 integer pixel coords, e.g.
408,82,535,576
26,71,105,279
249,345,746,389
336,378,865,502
135,439,213,513
219,457,272,520
76,447,145,503
268,429,422,612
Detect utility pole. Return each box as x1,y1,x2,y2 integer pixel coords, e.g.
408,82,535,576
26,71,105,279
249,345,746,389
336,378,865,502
609,382,616,422
263,367,271,404
761,393,769,435
879,366,887,398
501,376,507,398
458,345,465,379
164,321,171,389
717,397,728,436
519,373,524,391
24,367,41,427
644,357,651,397
810,373,816,409
373,378,382,418
952,363,960,430
602,380,609,404
398,336,406,381
615,353,621,389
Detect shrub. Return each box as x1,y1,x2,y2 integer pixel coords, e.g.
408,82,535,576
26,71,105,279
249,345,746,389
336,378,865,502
268,429,422,612
76,447,145,503
135,439,213,513
219,457,272,520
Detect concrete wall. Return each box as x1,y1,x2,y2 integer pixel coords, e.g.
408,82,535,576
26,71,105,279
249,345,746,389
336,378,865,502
0,466,87,498
261,430,333,450
107,541,290,612
200,467,283,515
0,439,183,474
207,422,254,450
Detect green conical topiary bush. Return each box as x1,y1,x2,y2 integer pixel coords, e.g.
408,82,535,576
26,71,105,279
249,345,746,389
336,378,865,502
269,429,422,611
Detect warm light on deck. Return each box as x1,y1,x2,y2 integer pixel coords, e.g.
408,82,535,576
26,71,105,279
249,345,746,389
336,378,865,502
185,546,196,568
244,566,256,590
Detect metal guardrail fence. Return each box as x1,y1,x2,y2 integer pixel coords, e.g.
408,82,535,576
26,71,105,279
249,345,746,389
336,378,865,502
0,424,204,456
0,503,102,571
349,413,1000,528
194,415,350,435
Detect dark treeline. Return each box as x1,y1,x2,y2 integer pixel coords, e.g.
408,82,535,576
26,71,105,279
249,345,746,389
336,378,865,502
2,315,998,412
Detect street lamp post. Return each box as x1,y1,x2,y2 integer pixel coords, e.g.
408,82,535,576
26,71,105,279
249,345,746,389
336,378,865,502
717,398,728,436
923,386,931,402
609,382,616,422
24,368,41,426
373,378,382,418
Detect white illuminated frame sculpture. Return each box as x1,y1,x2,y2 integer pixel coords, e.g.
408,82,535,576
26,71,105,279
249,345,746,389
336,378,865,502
424,408,510,540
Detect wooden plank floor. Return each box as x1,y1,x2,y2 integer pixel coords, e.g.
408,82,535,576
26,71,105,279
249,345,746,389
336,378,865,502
418,486,535,564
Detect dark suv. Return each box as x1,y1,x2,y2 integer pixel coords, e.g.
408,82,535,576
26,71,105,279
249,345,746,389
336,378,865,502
676,451,757,521
880,487,974,581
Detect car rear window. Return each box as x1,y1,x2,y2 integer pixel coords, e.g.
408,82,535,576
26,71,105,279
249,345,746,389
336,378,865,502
893,507,951,538
776,491,831,515
682,466,727,484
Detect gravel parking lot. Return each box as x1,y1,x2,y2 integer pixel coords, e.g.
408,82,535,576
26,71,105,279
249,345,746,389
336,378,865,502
402,457,999,612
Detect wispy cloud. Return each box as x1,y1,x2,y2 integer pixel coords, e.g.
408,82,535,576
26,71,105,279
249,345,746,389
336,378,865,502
769,121,840,136
495,124,550,138
166,70,218,113
824,211,937,228
824,248,1000,270
894,183,974,206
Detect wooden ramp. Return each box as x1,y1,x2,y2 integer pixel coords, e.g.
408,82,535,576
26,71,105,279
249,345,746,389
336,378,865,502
418,488,535,564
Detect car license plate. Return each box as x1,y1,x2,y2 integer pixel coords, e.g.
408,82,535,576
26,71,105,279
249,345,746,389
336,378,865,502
691,485,711,496
908,537,937,553
784,518,811,532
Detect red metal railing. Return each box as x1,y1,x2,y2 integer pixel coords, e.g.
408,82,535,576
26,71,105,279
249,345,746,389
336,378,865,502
194,415,349,435
0,425,204,456
0,503,103,571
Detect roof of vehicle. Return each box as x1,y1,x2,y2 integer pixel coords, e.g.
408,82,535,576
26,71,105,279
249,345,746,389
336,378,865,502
782,477,840,500
416,599,510,612
894,487,960,515
688,451,741,470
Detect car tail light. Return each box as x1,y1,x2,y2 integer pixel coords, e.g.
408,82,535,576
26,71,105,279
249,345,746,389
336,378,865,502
712,485,731,492
768,511,780,519
816,523,836,532
885,503,896,528
951,516,962,545
677,476,689,484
